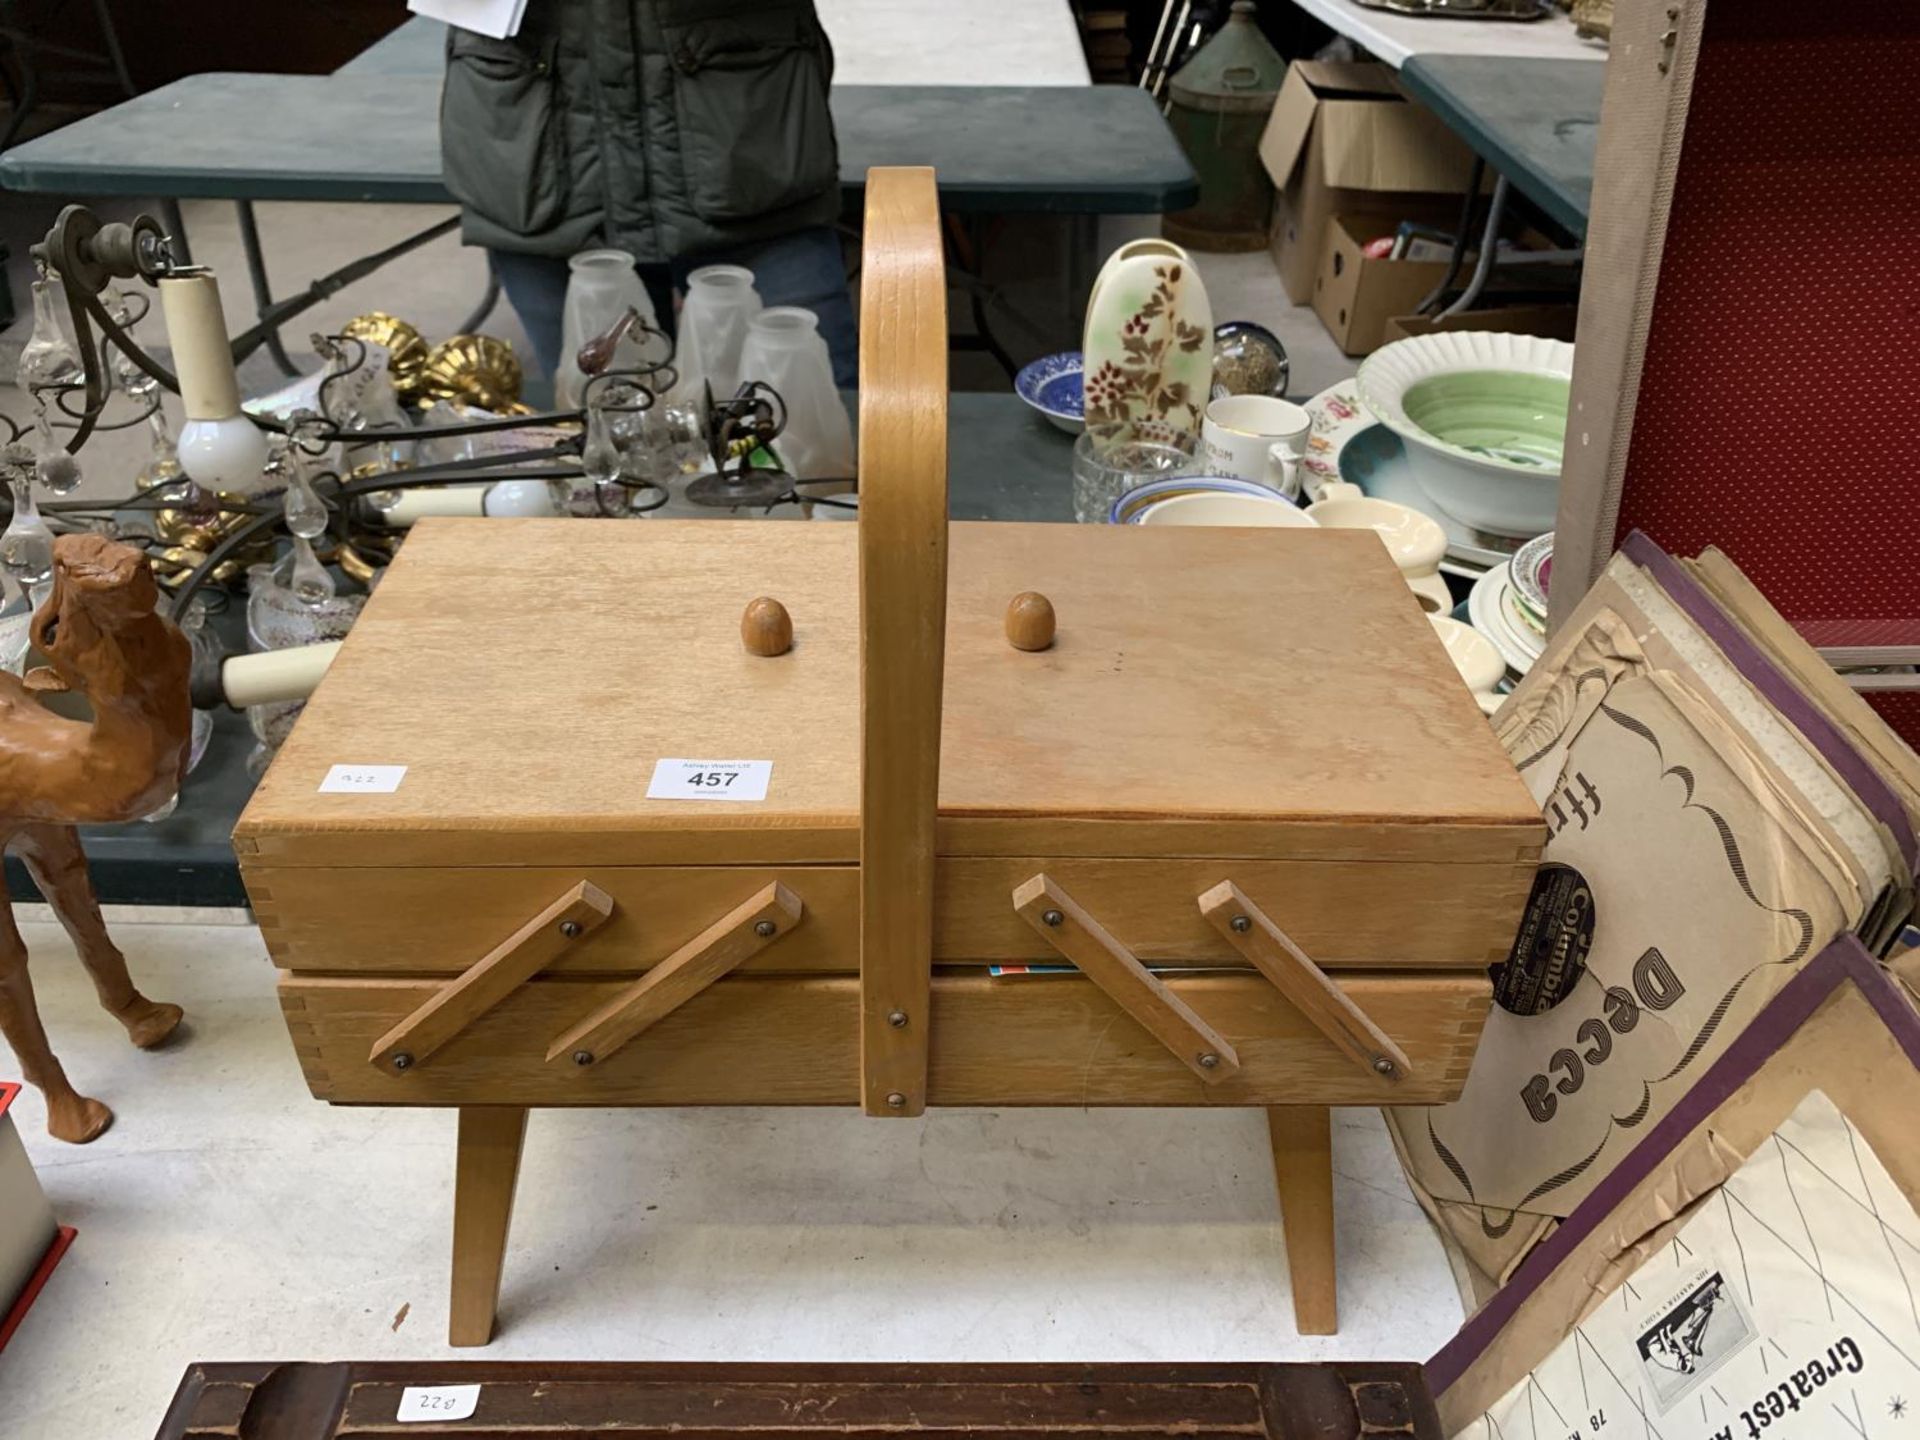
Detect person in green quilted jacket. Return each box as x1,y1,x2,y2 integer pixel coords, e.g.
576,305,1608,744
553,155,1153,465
440,0,856,386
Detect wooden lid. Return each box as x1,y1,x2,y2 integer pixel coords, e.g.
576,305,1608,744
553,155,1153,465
938,522,1534,859
236,518,1537,867
238,519,862,866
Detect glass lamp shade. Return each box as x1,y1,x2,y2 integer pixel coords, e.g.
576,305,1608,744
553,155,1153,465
670,265,762,412
555,250,666,406
736,308,854,482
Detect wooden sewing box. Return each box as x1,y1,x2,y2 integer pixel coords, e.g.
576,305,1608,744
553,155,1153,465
235,170,1541,1347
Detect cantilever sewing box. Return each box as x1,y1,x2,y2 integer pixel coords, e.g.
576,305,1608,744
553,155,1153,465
234,169,1542,1346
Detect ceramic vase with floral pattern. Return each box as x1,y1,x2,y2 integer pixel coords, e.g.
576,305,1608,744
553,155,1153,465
1080,239,1214,440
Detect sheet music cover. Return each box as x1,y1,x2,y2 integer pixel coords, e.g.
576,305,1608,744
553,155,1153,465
1392,603,1860,1232
1452,1089,1920,1440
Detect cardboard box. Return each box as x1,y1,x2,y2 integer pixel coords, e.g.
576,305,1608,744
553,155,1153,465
1381,303,1579,345
1258,60,1480,305
1310,214,1452,355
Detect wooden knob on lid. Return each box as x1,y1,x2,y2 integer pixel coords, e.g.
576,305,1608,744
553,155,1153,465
741,596,793,657
1004,591,1056,652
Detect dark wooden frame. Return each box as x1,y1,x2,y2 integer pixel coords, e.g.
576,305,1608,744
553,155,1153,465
153,1359,1440,1440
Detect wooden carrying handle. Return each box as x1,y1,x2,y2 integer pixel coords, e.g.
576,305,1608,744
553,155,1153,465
857,167,948,1117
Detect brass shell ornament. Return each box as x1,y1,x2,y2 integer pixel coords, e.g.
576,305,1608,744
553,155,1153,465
342,313,431,403
420,334,525,412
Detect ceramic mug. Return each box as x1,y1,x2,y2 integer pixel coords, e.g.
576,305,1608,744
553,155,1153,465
1200,395,1312,498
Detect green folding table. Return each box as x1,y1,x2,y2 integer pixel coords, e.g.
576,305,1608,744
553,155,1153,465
0,60,1197,371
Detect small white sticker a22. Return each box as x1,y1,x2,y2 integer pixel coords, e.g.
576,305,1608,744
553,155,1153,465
318,764,407,794
396,1384,481,1422
646,758,772,802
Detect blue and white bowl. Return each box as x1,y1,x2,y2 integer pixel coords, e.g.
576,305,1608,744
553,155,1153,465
1108,474,1312,525
1014,350,1085,434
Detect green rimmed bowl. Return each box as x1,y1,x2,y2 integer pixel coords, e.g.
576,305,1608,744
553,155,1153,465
1355,332,1574,538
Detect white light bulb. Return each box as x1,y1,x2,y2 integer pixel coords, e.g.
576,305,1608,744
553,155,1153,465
159,273,272,491
178,416,271,491
482,479,559,518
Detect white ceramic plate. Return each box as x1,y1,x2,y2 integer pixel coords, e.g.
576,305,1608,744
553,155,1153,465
1467,566,1540,677
1509,530,1554,615
1493,572,1544,660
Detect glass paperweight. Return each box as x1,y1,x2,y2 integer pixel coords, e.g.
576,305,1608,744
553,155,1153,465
647,400,706,476
1211,321,1291,401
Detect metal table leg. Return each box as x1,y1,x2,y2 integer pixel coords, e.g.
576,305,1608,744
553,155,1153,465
159,200,192,267
228,214,460,367
1441,174,1510,318
458,273,502,335
235,199,300,377
1415,154,1485,316
1065,214,1095,336
90,0,134,94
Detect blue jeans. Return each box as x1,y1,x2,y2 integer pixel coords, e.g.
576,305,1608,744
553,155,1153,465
492,225,858,389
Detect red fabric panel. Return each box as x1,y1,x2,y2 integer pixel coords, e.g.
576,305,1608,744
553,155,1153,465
1865,690,1920,745
1614,0,1920,749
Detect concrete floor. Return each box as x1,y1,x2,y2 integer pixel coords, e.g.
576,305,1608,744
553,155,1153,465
0,914,1463,1439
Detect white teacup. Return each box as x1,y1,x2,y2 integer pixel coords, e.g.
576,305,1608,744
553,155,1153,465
1201,395,1312,498
1136,491,1319,528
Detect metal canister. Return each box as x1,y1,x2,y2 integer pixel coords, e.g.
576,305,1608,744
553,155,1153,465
1162,2,1289,253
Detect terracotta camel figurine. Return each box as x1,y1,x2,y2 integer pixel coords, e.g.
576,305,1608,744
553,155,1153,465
0,533,193,1142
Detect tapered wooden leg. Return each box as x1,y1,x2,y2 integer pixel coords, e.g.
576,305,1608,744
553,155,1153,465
450,1106,528,1347
1267,1105,1337,1335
